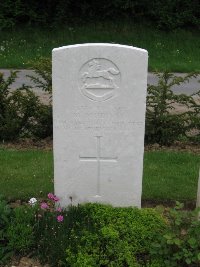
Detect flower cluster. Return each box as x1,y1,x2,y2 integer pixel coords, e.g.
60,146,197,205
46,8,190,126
47,193,59,202
28,193,64,222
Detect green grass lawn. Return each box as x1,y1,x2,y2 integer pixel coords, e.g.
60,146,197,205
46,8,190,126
0,149,53,201
143,151,200,201
0,23,199,72
0,148,199,202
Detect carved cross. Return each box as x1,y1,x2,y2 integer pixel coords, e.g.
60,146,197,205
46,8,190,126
79,136,118,196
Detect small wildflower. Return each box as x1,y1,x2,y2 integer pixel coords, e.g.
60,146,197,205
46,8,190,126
47,193,54,200
56,207,62,212
40,202,49,209
53,196,59,202
29,197,37,206
48,193,60,202
57,215,64,222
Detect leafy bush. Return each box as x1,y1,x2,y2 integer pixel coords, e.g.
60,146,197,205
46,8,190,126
187,89,200,143
31,201,165,266
65,204,165,267
31,104,52,139
148,0,200,30
150,202,200,266
145,72,198,146
0,195,12,265
27,57,52,94
27,57,53,138
0,71,52,141
3,197,200,267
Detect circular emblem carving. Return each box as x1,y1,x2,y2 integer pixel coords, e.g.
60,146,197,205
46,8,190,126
79,58,121,102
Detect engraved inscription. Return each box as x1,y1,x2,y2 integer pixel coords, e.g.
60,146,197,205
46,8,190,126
79,136,118,196
79,58,121,102
54,106,144,132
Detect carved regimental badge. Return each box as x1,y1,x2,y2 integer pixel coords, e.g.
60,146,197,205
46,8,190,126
79,58,121,102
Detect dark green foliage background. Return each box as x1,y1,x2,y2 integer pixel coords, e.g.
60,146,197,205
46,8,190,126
0,0,199,30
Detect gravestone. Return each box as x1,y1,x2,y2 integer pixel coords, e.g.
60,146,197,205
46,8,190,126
53,43,148,207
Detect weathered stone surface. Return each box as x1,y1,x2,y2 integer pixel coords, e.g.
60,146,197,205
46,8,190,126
53,43,148,207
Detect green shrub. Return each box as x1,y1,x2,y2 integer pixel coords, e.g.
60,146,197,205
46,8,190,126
145,72,197,146
0,71,52,141
187,89,200,144
5,198,200,266
7,205,36,255
31,104,52,139
27,57,52,94
27,57,53,139
0,195,12,265
150,202,200,266
148,0,200,30
64,204,165,267
33,202,165,266
0,71,38,140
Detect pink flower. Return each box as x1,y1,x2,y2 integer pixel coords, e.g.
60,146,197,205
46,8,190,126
47,193,54,200
47,193,60,202
40,202,49,209
56,207,62,212
57,215,64,222
53,196,59,202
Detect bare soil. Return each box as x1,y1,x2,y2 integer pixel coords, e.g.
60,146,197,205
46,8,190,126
1,138,200,154
5,257,49,267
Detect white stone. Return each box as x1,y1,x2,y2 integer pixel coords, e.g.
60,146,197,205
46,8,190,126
53,43,148,207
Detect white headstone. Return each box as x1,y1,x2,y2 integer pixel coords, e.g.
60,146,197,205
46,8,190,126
53,43,148,207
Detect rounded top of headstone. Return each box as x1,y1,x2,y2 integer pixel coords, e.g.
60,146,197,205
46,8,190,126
52,43,148,54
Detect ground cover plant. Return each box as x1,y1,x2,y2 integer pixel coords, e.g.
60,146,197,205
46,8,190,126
0,24,199,72
0,149,199,203
1,196,200,266
150,202,200,267
0,195,167,266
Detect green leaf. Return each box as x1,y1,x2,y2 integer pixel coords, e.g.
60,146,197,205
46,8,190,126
174,238,181,246
164,234,172,240
188,237,197,247
197,253,200,260
186,258,191,264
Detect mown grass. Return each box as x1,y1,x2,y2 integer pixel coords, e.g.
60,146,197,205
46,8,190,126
0,22,199,72
0,148,199,202
143,151,200,201
0,149,53,200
